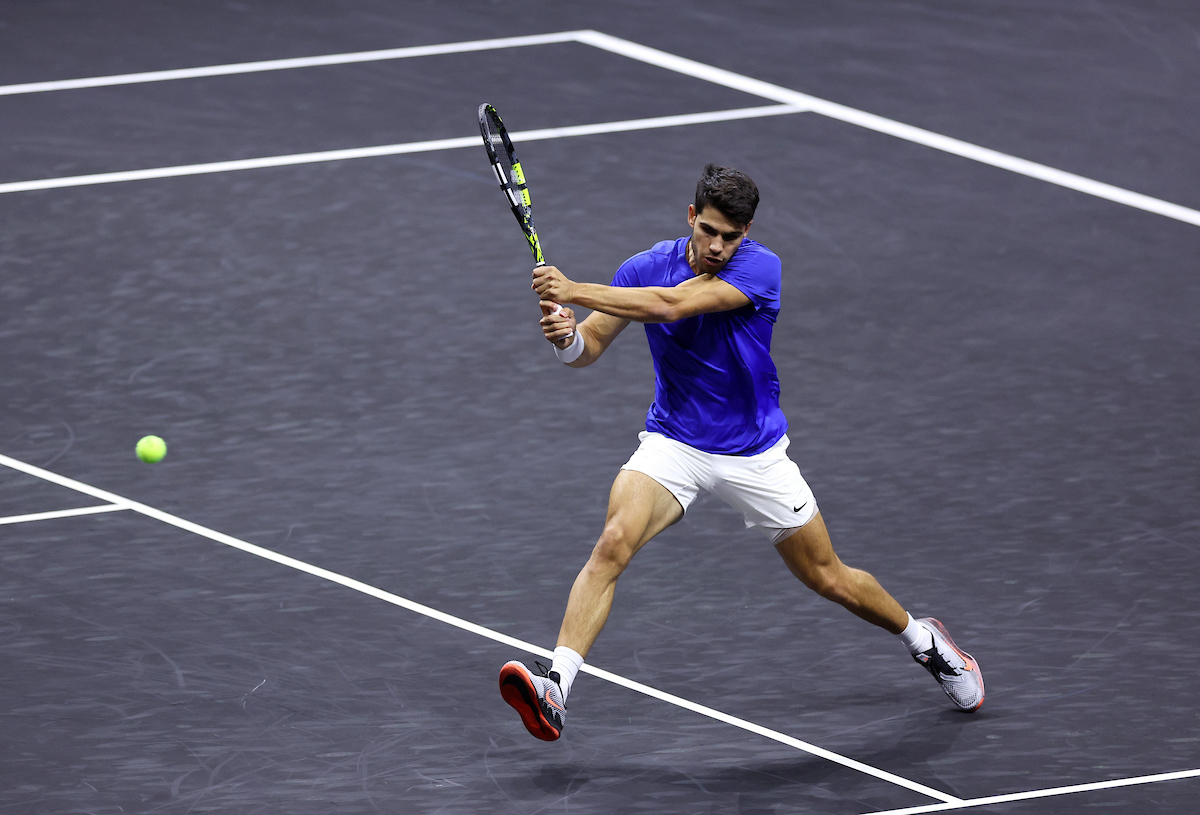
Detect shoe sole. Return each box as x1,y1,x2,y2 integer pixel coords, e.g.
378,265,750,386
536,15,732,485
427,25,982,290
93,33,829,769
923,617,985,712
499,662,561,741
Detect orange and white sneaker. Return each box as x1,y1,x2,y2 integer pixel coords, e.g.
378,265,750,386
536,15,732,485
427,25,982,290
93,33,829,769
912,618,985,712
499,660,567,741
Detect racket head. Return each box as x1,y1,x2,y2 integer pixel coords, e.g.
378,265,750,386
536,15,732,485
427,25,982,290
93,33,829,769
478,103,545,265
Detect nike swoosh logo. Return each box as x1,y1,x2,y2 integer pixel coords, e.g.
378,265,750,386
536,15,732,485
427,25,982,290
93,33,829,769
793,501,808,513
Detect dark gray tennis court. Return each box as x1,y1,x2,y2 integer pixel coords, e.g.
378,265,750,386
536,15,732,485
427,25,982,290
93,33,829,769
2,2,1198,812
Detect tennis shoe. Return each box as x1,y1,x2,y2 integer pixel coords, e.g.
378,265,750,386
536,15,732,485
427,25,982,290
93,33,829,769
912,617,984,712
499,660,566,741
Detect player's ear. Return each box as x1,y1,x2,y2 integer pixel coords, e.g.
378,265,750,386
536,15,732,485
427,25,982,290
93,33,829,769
687,203,696,226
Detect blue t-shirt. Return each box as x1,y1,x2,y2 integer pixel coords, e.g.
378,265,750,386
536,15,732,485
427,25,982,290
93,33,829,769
610,236,787,455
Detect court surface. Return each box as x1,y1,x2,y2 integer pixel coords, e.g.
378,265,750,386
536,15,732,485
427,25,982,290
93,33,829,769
2,2,1199,812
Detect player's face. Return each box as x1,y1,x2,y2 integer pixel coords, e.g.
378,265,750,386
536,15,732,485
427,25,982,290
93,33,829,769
687,204,750,274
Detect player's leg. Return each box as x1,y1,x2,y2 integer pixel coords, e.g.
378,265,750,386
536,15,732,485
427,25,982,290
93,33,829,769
709,435,905,631
557,468,683,658
775,516,984,711
711,436,984,711
774,513,906,632
708,438,904,628
499,468,682,741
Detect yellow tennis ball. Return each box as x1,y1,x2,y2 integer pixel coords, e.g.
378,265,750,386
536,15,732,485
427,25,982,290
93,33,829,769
136,435,167,463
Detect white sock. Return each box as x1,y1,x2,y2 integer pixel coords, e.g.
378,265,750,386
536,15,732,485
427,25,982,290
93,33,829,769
550,646,584,701
897,613,933,654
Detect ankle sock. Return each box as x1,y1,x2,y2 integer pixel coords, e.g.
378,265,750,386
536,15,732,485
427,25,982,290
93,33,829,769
550,645,584,701
898,613,933,654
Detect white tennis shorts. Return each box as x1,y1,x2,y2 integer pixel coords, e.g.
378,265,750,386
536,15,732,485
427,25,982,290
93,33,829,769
621,431,819,542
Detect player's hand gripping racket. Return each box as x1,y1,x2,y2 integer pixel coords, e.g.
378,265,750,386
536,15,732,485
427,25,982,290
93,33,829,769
477,103,573,339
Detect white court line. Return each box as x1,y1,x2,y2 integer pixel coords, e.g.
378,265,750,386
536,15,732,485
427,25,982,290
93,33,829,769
1,30,1195,227
0,503,129,525
863,767,1200,814
575,31,1200,228
0,104,805,195
0,32,588,96
0,451,956,805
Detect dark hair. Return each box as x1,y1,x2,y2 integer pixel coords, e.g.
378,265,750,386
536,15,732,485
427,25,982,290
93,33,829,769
694,164,759,226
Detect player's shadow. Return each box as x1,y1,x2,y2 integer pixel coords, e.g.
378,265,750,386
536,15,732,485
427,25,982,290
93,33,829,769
520,714,969,811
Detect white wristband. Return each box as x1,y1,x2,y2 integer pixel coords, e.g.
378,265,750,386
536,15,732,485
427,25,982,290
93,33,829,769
553,328,585,363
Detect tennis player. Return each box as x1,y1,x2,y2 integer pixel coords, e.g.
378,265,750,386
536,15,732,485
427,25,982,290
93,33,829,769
499,165,983,742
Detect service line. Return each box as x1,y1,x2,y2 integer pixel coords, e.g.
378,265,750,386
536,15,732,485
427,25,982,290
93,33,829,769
0,104,804,195
0,451,955,805
0,503,129,526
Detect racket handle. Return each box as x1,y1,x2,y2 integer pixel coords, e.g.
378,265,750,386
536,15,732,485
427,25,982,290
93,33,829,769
550,303,575,341
535,263,574,340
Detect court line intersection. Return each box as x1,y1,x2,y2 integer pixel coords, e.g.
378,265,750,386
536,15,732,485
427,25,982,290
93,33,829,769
864,768,1200,814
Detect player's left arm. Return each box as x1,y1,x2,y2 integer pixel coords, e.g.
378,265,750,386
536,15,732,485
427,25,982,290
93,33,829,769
532,266,749,323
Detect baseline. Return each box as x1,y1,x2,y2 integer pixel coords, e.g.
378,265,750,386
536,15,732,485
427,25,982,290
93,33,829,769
864,767,1200,814
0,32,588,96
0,104,805,195
0,451,956,806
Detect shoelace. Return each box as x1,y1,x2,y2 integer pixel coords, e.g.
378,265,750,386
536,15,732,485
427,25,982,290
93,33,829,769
918,644,962,678
533,661,564,689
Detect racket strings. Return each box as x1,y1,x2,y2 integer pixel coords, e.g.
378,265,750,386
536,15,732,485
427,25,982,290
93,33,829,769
481,110,530,214
479,103,545,266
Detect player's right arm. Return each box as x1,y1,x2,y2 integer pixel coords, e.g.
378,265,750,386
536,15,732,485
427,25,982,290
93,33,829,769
539,302,629,369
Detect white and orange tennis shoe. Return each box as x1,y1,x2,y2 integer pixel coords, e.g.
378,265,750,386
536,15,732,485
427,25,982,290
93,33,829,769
499,660,567,741
912,617,985,712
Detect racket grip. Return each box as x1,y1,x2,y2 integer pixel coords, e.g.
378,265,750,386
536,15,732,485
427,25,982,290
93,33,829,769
534,265,573,339
550,303,575,340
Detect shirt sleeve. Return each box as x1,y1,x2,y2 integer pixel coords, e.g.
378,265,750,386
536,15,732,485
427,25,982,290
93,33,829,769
717,242,781,312
610,252,648,288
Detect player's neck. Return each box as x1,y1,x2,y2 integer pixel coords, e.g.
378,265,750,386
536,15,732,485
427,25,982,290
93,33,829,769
685,238,702,276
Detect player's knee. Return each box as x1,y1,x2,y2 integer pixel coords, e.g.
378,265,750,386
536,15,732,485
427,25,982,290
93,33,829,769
806,566,851,605
588,525,636,575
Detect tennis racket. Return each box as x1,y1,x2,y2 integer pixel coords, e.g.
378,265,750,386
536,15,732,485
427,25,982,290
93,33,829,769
477,103,572,335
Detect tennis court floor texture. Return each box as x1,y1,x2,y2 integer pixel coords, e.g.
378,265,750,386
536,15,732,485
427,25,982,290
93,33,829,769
2,2,1198,812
